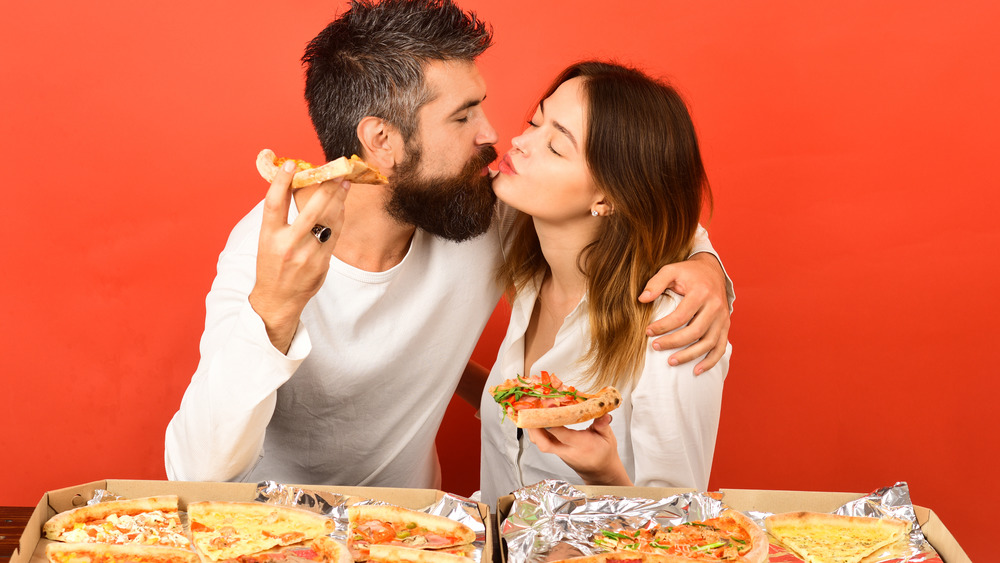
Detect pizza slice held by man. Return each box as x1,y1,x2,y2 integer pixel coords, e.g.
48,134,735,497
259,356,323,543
256,148,388,188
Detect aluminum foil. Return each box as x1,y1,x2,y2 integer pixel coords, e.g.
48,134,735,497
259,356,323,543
500,480,942,563
255,481,488,563
82,489,124,504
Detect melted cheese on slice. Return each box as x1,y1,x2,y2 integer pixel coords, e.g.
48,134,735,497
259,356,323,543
59,510,189,548
189,505,329,561
768,520,907,563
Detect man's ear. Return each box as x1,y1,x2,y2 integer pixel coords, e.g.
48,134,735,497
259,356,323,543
357,116,404,175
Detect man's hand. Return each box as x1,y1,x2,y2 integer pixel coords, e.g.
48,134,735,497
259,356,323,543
527,415,632,486
248,160,350,354
639,252,730,374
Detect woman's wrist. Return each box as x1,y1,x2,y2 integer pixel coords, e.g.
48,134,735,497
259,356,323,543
580,462,632,487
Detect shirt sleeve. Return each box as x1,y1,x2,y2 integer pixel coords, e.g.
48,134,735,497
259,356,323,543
164,208,310,482
690,225,736,311
627,294,730,491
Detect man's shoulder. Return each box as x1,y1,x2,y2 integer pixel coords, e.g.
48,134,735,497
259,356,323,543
220,199,266,256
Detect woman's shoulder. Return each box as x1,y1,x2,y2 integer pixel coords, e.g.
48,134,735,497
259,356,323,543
649,290,682,319
640,290,731,375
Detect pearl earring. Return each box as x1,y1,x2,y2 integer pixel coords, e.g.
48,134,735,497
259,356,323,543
591,210,599,217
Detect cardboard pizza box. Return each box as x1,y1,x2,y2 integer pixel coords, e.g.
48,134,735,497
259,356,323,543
12,479,493,563
495,486,970,563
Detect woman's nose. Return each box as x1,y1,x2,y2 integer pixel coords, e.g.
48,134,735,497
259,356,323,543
511,135,528,155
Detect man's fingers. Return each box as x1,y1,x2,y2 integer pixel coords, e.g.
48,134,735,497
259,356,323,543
638,264,679,303
261,160,297,232
693,337,728,375
295,179,350,241
651,307,708,350
693,318,730,374
664,316,724,368
646,296,700,337
665,337,714,368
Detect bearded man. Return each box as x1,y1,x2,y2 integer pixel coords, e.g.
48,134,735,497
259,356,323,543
165,0,731,489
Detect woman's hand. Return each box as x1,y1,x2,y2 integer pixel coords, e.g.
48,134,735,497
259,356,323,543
640,252,730,374
527,415,632,486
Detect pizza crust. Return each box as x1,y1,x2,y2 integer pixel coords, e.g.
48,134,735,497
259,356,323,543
46,542,200,563
256,148,388,188
514,386,622,428
312,537,355,563
548,551,699,563
723,509,769,563
368,545,474,563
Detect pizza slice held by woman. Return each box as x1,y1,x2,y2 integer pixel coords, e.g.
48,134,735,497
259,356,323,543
489,371,621,428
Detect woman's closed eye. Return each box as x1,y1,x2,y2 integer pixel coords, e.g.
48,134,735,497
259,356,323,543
526,121,562,156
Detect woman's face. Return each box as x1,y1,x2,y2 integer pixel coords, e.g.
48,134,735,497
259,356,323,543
493,77,602,223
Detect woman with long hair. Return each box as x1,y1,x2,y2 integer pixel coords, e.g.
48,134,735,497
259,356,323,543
480,61,729,503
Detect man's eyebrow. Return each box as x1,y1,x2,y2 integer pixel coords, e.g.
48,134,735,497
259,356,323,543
539,99,578,149
450,95,486,117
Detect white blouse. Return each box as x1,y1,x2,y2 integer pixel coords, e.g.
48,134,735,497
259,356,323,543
479,278,730,508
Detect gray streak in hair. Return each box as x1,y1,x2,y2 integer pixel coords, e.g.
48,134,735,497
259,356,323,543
302,0,493,160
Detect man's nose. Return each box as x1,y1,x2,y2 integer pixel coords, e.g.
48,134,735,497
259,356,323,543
477,118,499,146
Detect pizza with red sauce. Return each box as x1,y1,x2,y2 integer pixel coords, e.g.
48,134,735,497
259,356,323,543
489,371,621,428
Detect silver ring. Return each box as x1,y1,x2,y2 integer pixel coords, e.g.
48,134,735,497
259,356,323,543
311,224,332,243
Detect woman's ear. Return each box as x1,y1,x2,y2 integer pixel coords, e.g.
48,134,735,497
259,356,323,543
357,116,404,174
591,194,615,217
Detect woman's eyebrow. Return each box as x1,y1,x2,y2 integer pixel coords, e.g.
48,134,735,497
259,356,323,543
539,99,578,149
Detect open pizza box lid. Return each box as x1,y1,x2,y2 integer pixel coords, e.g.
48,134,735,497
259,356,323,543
495,486,970,563
12,479,493,563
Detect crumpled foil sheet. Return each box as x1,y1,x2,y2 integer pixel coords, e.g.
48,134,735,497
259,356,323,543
83,489,124,504
500,480,941,563
255,481,488,563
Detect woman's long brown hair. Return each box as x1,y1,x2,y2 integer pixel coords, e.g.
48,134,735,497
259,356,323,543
497,61,711,390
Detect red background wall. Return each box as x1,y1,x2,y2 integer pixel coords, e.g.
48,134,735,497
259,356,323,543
2,1,997,560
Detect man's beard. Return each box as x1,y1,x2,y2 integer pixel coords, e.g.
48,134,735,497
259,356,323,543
386,144,498,242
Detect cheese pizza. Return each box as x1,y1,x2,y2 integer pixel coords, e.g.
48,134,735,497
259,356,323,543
187,501,335,561
764,511,911,563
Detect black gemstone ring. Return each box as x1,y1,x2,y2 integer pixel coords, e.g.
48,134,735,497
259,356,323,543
311,224,332,244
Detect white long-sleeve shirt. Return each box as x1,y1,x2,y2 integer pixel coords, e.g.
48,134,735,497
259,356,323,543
166,197,730,489
165,198,505,487
479,279,731,508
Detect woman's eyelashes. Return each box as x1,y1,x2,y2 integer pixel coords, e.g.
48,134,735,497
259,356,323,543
525,121,562,156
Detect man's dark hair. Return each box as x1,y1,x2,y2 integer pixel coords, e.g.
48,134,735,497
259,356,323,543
303,0,493,161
